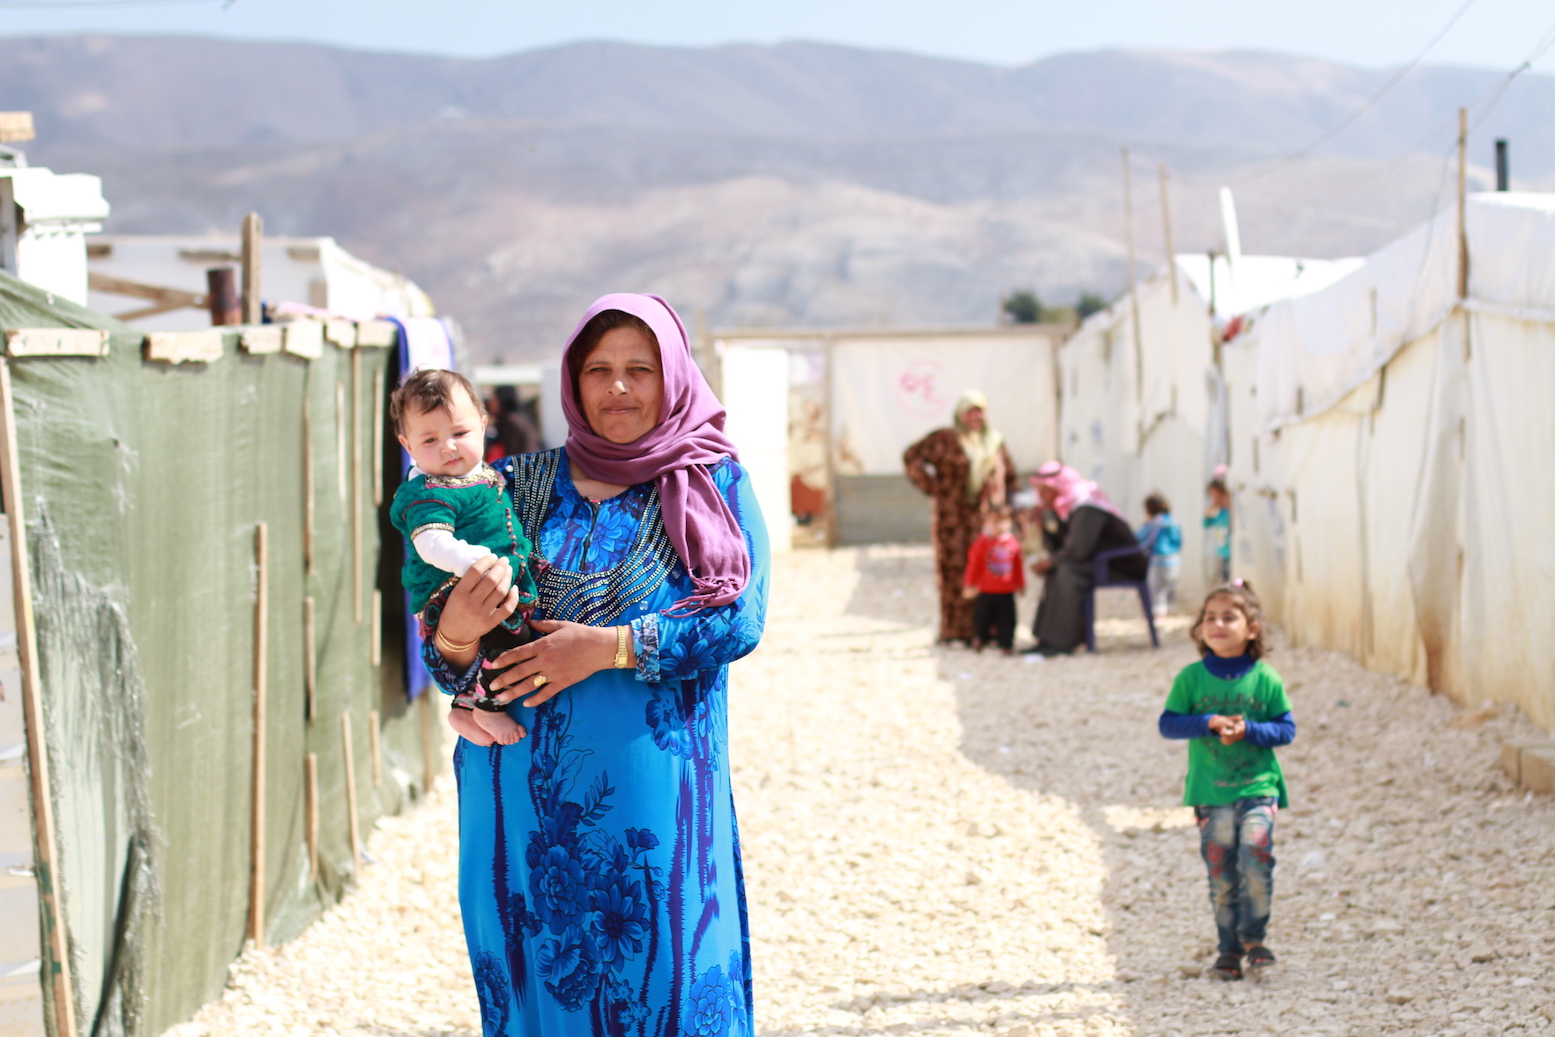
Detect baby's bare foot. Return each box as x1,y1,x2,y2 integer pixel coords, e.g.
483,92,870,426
473,708,527,746
448,708,496,746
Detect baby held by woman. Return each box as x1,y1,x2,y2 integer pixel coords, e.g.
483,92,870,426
388,368,539,745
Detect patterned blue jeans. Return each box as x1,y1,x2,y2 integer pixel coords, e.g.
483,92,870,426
1194,796,1278,955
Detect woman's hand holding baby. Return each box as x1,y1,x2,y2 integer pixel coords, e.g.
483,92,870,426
486,620,627,709
436,554,519,668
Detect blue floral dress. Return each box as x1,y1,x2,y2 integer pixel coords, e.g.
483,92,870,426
426,447,769,1036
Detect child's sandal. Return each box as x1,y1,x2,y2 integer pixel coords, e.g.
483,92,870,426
1245,946,1276,971
1211,953,1243,981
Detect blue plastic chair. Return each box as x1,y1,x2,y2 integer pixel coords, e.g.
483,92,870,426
1081,525,1160,653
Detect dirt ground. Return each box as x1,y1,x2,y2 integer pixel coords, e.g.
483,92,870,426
169,545,1555,1037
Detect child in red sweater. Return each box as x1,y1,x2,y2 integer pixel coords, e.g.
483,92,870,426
963,505,1026,653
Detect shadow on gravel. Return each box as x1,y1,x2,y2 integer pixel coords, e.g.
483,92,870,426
837,543,1217,1032
939,568,1215,1035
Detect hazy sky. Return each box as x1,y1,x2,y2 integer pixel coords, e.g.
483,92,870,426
3,0,1555,73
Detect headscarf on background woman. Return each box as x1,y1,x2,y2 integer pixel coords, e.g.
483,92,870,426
954,389,1006,505
559,292,749,612
904,388,1020,644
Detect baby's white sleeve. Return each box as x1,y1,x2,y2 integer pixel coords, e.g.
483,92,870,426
412,529,493,575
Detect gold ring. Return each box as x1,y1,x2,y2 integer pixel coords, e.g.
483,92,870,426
532,674,548,689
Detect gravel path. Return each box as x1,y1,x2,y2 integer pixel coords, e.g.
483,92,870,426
169,546,1555,1037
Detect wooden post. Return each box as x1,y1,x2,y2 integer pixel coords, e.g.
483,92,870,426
250,521,268,947
420,691,436,793
240,212,262,325
0,359,79,1037
1122,147,1145,410
821,335,837,549
370,588,381,668
372,366,384,507
1159,161,1179,306
303,596,317,724
369,709,382,787
352,349,363,625
303,394,315,575
341,710,362,872
1457,106,1469,300
335,382,347,506
304,752,319,886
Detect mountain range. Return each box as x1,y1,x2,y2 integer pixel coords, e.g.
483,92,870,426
6,35,1551,359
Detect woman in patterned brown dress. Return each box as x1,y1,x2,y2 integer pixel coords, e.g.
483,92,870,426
903,390,1019,644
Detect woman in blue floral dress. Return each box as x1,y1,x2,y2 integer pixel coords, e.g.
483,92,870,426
424,293,769,1036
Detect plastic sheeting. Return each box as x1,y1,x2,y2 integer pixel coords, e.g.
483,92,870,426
1249,194,1555,432
830,332,1058,476
0,272,435,1036
1225,193,1555,730
389,316,455,701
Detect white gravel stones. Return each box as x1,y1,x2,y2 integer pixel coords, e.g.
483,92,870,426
164,545,1555,1036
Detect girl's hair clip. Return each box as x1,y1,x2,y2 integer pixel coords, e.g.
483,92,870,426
1232,578,1246,588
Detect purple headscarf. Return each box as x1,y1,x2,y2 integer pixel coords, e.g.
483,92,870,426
560,293,749,613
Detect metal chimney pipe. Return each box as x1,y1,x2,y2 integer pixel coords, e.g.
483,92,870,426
207,267,240,325
1495,139,1509,191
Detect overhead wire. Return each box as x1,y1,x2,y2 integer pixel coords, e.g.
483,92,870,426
1291,7,1555,227
0,0,226,7
1463,10,1555,134
1208,0,1481,187
1132,4,1555,254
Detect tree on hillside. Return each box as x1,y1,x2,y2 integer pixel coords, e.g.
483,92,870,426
1076,293,1107,320
1001,290,1043,324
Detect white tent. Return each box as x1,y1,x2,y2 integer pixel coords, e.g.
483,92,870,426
715,327,1063,546
1056,252,1356,610
0,165,111,306
1225,193,1555,729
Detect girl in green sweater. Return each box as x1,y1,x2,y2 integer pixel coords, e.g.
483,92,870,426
1159,580,1295,980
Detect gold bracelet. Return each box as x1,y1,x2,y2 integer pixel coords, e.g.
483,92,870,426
614,625,631,669
435,628,480,654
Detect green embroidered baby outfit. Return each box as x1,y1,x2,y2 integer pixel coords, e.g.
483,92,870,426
389,462,537,627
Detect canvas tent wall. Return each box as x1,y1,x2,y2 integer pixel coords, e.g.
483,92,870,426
1057,253,1364,612
0,271,442,1037
715,327,1063,546
1225,193,1555,730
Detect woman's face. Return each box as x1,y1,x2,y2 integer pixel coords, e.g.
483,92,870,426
960,406,986,432
578,326,664,445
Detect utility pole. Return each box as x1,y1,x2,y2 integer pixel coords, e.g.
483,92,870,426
1456,108,1469,300
1122,148,1144,407
1159,161,1178,306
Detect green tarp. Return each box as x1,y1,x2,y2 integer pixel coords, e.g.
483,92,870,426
0,272,435,1037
